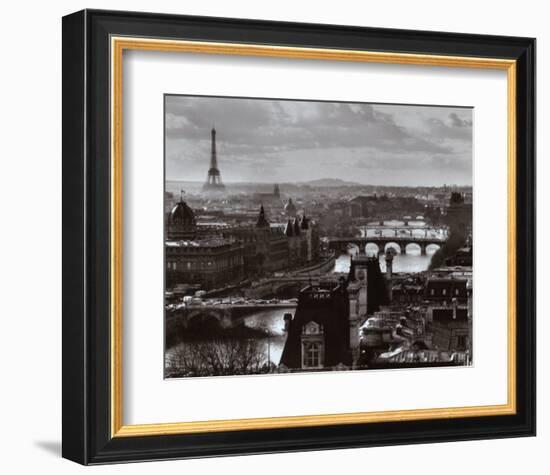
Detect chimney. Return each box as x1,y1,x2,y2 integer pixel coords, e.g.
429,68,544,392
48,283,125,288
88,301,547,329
283,313,293,332
385,249,394,302
385,249,394,280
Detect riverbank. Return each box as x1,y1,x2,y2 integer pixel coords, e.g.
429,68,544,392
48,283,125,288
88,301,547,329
293,251,336,275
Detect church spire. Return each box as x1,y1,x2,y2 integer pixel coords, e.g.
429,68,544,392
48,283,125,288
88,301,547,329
256,204,269,228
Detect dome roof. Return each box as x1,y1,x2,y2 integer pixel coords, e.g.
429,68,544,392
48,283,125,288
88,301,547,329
284,198,296,212
170,199,196,227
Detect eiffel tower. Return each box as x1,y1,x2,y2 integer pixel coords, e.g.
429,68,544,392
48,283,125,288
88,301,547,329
202,127,226,193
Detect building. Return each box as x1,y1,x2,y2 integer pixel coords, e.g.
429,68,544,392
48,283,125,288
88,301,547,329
252,184,282,206
166,195,198,240
302,214,320,262
283,213,319,266
252,205,290,273
429,305,471,353
278,250,391,371
165,196,244,289
445,191,472,231
391,277,425,305
425,276,469,305
284,197,297,217
224,205,290,276
279,281,351,370
348,253,390,315
348,195,377,218
423,273,471,354
359,314,401,362
371,347,470,368
445,246,473,266
166,193,321,289
165,237,244,289
284,217,303,265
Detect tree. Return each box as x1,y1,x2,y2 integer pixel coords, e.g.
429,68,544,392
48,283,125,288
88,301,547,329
165,338,269,378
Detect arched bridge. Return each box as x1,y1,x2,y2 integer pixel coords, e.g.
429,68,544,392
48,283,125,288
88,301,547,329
353,216,426,226
328,235,447,255
166,302,297,331
358,226,449,238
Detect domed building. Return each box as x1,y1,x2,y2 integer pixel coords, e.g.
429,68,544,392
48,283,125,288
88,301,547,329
165,194,244,289
284,198,297,217
166,197,197,240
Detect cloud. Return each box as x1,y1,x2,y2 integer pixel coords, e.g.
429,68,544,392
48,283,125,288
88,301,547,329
164,95,472,186
424,111,473,142
449,112,473,128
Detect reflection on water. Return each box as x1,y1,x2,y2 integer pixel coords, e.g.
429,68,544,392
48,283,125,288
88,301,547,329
240,234,438,364
166,308,291,369
333,251,434,274
241,308,291,365
169,220,442,370
339,220,443,274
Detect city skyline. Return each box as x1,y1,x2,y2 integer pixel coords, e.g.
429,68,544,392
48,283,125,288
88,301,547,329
165,95,473,187
164,95,473,378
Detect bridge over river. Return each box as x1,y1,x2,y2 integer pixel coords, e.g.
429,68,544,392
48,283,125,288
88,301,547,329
166,300,298,331
328,234,447,255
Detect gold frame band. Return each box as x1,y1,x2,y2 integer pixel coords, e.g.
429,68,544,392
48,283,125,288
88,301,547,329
110,36,517,438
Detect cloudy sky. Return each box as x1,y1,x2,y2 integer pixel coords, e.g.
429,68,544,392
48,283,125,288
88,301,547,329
165,95,472,186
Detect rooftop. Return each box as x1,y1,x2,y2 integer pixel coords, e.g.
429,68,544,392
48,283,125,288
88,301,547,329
165,237,235,248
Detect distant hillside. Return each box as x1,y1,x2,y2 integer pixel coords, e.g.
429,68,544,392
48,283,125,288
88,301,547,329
300,178,362,187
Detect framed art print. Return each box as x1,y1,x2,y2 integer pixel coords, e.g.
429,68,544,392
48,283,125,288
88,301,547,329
62,9,536,464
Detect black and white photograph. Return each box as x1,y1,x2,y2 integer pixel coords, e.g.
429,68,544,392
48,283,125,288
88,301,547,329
163,95,474,378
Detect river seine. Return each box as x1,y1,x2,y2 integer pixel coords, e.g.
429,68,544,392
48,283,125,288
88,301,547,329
168,220,443,369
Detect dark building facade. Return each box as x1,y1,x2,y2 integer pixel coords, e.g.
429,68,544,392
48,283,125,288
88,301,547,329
284,197,297,217
445,192,472,232
279,282,351,370
348,195,378,218
166,195,321,289
348,254,390,315
279,252,390,371
166,196,197,241
165,238,244,289
224,205,290,276
445,246,473,266
425,276,469,305
391,278,425,305
424,274,471,354
430,306,471,352
165,197,244,289
253,184,282,206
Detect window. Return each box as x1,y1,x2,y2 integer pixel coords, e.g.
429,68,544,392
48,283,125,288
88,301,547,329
304,342,321,367
442,288,447,296
303,321,322,335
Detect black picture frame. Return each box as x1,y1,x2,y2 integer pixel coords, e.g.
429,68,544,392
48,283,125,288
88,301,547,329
62,9,536,465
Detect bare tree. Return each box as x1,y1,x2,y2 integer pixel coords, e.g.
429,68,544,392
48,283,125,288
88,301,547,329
165,338,268,378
